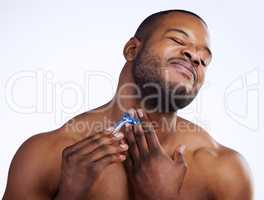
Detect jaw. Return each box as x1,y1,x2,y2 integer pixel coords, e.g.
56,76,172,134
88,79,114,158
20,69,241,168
160,68,194,94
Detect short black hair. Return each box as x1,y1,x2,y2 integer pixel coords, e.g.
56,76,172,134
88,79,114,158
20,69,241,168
134,9,207,42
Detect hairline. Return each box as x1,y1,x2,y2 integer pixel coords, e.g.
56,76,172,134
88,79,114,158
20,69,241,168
134,10,208,43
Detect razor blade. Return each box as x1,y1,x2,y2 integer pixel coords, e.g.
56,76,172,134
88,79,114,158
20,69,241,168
112,112,141,136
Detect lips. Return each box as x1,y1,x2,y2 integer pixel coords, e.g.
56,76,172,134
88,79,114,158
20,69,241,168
168,58,196,82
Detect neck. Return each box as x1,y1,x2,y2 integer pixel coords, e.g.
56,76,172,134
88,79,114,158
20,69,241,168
105,63,178,136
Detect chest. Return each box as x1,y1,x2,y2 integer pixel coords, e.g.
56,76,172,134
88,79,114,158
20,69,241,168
86,163,210,200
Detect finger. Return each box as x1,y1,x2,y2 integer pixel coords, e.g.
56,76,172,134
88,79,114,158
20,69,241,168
84,142,129,162
78,134,124,155
83,132,123,154
173,145,188,193
174,145,188,193
124,121,140,167
78,132,124,155
137,109,161,150
94,154,127,172
173,145,187,166
63,127,114,155
63,132,102,156
133,110,149,157
124,152,133,175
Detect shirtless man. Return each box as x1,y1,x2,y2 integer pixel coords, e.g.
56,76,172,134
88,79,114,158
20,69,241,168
3,10,253,200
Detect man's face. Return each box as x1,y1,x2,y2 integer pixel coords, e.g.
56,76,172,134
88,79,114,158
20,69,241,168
132,13,212,112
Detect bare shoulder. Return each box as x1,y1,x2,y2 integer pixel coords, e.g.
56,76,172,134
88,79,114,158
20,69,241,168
193,144,252,177
184,120,254,200
3,109,102,199
3,127,76,199
177,117,253,199
193,145,253,199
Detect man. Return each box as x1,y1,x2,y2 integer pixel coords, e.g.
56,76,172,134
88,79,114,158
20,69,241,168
3,10,253,200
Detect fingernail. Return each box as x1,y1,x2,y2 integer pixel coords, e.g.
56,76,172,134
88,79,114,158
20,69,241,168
105,127,114,133
125,123,130,128
128,109,135,117
114,133,124,139
178,145,186,154
138,109,144,118
120,144,128,149
119,155,126,160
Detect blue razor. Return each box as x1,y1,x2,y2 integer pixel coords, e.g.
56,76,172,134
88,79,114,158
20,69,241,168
112,112,141,136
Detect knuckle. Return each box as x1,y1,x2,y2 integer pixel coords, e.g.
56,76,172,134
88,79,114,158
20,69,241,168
111,144,122,153
107,136,116,143
62,146,71,157
105,154,118,163
135,132,144,141
142,121,151,128
112,145,120,153
111,154,118,161
89,164,99,174
99,144,109,152
107,144,117,152
146,123,154,131
134,162,142,173
67,153,78,164
90,137,102,146
106,145,116,153
129,141,137,151
97,135,113,146
62,151,74,164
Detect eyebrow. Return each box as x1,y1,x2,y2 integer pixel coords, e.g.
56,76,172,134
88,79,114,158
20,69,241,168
165,28,190,38
202,46,212,58
164,28,213,57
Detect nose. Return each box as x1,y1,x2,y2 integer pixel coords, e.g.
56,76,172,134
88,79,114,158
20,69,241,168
182,47,200,67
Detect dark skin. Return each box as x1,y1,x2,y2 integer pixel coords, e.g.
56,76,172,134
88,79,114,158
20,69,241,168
3,12,253,200
124,109,187,200
54,130,128,200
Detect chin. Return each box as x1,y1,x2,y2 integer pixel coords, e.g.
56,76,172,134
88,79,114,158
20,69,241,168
161,72,194,91
164,79,194,94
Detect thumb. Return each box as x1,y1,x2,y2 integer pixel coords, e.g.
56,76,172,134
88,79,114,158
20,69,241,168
173,145,187,165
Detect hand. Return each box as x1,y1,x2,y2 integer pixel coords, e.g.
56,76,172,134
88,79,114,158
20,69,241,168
124,109,187,200
55,129,128,200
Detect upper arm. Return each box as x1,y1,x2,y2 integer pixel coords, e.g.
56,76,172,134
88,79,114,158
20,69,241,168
196,147,254,200
3,133,61,200
212,150,253,200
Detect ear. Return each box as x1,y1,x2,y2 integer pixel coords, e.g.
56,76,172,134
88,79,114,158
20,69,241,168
123,37,142,61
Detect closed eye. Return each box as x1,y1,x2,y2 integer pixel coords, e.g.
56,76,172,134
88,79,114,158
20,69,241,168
169,37,185,45
200,59,209,67
201,59,206,66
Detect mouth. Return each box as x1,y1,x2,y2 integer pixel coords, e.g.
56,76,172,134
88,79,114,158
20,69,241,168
168,58,196,82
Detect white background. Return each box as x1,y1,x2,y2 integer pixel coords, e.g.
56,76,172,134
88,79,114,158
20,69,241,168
0,0,263,199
